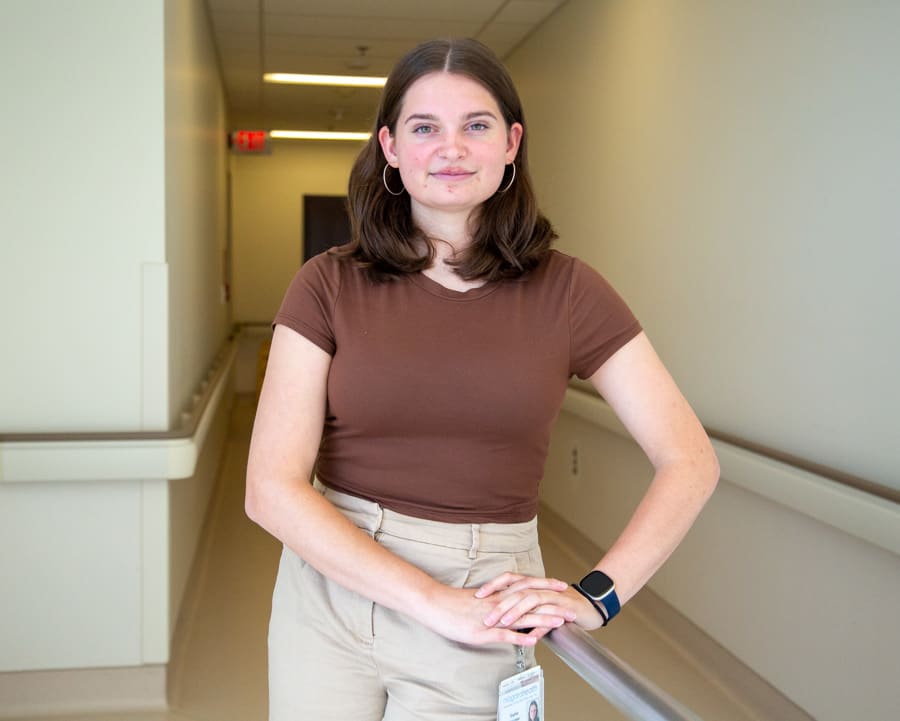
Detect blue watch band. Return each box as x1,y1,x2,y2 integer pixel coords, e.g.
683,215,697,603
575,570,621,624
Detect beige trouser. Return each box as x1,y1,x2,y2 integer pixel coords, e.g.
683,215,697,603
268,481,544,721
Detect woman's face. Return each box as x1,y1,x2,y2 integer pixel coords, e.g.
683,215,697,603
378,72,522,222
529,701,538,719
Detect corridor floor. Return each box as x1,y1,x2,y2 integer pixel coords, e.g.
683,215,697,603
9,395,758,721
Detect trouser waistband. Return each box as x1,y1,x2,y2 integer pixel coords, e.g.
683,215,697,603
314,478,538,559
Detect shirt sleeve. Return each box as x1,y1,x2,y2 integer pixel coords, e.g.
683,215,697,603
568,258,642,379
272,252,342,355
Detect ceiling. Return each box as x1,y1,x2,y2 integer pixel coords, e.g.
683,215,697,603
205,0,568,132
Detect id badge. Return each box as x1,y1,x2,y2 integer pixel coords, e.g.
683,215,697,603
498,665,544,721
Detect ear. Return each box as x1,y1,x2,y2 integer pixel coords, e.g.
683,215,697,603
378,126,398,167
505,122,523,164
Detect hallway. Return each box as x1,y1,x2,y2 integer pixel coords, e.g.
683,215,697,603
5,396,758,721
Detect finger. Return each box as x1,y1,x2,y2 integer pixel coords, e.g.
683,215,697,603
474,572,527,598
489,592,566,628
508,612,567,631
480,627,540,647
486,587,577,627
527,626,555,641
493,577,569,598
528,603,578,622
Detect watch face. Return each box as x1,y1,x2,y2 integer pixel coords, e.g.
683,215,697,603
581,570,614,598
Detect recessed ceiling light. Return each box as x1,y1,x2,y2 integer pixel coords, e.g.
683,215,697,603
264,73,386,88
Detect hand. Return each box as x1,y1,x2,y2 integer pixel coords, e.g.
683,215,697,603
475,573,591,638
415,582,571,647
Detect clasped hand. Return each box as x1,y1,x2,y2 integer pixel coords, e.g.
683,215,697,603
422,572,604,648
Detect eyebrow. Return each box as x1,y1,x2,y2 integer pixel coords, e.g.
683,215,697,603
403,111,499,125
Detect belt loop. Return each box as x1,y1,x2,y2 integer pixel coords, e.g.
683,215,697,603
468,524,480,559
372,504,385,537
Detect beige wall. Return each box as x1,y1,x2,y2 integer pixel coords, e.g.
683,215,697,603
163,0,232,643
509,0,900,490
230,140,362,323
165,0,231,427
0,0,230,679
508,2,900,719
0,0,166,432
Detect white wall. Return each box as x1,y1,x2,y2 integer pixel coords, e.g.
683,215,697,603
0,0,230,683
230,141,362,323
508,0,900,490
0,0,167,432
165,0,231,428
507,2,900,719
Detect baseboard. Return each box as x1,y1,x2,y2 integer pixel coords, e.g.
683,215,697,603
0,664,166,718
538,502,816,721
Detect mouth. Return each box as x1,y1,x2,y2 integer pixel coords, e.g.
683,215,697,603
431,167,475,181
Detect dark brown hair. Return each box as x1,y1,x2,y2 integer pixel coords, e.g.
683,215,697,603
336,38,556,281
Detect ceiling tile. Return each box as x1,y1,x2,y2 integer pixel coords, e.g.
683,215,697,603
263,14,481,40
206,0,259,14
220,48,262,72
263,34,415,60
263,0,505,23
263,51,395,76
492,0,562,25
477,22,533,47
210,10,259,34
215,32,260,51
210,0,565,126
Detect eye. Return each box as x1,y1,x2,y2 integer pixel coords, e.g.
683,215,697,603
467,122,489,132
412,125,435,135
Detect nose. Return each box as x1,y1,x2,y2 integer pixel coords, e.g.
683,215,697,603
438,129,467,159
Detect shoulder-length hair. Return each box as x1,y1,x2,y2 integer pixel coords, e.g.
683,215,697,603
335,37,556,282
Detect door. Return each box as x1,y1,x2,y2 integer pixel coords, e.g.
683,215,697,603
303,195,351,261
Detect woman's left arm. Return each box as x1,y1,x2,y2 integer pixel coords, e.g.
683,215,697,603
480,332,719,631
577,331,719,607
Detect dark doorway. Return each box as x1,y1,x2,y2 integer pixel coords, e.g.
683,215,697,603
303,195,351,261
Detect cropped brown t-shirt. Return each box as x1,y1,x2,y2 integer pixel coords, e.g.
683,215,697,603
273,249,641,523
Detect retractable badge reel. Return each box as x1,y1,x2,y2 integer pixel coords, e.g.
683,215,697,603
498,634,544,721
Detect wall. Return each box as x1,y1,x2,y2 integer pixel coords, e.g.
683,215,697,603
509,0,899,490
230,140,362,323
0,0,167,432
506,2,900,719
0,0,230,692
165,0,231,428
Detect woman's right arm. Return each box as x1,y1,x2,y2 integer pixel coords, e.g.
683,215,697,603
245,325,571,646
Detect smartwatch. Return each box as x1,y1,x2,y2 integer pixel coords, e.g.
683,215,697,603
573,570,621,625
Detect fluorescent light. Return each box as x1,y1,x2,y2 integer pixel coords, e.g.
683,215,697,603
264,72,386,88
270,130,371,141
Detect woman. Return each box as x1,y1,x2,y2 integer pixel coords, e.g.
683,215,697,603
246,38,718,721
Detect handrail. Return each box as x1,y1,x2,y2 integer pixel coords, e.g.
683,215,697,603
0,333,237,443
567,379,898,506
0,337,237,483
562,385,900,556
542,623,703,721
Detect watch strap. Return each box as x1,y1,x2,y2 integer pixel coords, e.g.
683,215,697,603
602,587,621,619
572,583,609,625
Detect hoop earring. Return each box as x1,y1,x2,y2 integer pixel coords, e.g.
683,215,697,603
497,162,516,193
382,164,405,196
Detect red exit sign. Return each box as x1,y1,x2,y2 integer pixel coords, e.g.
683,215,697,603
230,130,270,154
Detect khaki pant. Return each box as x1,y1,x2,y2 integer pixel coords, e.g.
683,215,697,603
268,481,544,721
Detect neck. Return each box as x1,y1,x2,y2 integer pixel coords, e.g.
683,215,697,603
412,205,474,257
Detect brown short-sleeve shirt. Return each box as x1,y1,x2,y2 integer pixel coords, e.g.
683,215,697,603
274,249,641,523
